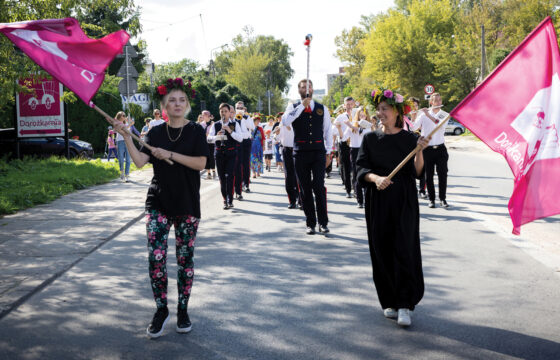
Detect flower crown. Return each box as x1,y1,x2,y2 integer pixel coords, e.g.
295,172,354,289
370,88,412,115
153,78,196,104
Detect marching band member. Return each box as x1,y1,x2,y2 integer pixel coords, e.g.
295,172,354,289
208,103,243,209
282,79,332,235
411,93,450,208
334,97,356,198
231,104,247,200
344,107,374,208
235,101,255,192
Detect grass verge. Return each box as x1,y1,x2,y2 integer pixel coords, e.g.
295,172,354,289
0,156,145,216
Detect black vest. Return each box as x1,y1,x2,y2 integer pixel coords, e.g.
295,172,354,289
214,121,237,149
292,102,326,152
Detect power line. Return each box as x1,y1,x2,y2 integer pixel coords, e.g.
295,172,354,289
142,14,202,33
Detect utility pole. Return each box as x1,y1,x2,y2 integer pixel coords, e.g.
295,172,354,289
481,24,486,81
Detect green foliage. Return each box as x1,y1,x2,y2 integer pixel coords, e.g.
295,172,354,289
213,30,293,114
0,156,143,215
336,0,560,111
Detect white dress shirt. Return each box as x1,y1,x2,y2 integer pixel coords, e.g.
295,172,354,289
281,100,333,154
334,112,352,138
149,118,165,130
343,127,371,148
278,124,294,147
242,115,255,138
207,119,243,143
412,109,449,146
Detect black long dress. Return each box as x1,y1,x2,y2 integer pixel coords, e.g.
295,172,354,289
356,129,424,311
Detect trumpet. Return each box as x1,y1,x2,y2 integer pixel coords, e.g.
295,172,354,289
235,113,243,120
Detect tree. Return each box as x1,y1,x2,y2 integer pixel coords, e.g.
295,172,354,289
214,32,294,97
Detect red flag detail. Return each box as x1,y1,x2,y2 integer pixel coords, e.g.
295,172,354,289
0,18,129,105
450,17,560,234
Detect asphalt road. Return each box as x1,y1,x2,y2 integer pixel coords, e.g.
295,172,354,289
0,138,558,360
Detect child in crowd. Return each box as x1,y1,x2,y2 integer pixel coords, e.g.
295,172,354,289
106,129,117,161
263,129,273,172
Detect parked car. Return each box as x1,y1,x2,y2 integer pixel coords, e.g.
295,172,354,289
0,128,94,159
445,119,465,135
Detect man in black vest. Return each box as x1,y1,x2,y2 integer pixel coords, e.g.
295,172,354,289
207,103,243,209
235,101,254,193
282,79,333,235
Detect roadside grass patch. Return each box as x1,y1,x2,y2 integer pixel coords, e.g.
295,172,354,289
0,156,144,215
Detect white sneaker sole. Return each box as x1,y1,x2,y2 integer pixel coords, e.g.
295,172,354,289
146,314,170,339
176,324,192,333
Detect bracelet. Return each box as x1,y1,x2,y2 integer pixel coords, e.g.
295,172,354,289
169,152,173,160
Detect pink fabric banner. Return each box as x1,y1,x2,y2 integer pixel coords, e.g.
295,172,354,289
450,17,560,234
0,18,129,105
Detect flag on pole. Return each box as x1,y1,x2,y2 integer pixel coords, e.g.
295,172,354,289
450,17,560,234
0,18,129,105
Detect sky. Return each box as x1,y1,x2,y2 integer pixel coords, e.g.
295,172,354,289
136,0,394,99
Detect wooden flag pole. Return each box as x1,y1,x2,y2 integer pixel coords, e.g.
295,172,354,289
386,114,450,181
93,104,174,165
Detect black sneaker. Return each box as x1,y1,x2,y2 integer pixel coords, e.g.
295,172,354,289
288,202,297,209
228,202,234,208
223,202,229,210
147,307,170,339
236,194,243,201
440,200,449,208
419,192,428,199
176,308,192,333
346,192,352,198
428,201,436,208
358,203,364,208
244,187,251,193
306,227,316,235
319,225,330,234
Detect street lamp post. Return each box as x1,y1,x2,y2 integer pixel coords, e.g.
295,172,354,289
210,44,228,77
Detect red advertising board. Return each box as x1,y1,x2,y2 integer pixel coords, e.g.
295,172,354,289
16,76,64,138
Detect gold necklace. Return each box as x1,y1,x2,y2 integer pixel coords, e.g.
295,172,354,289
166,122,184,142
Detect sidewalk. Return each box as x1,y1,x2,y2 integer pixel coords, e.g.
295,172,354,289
0,168,153,318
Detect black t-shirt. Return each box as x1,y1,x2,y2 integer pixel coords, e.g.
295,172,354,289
140,122,209,218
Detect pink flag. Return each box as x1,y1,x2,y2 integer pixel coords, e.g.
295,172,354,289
450,17,560,234
0,18,129,105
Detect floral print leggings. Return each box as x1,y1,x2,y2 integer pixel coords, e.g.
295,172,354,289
146,209,199,310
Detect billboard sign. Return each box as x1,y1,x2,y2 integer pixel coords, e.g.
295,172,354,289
16,76,64,138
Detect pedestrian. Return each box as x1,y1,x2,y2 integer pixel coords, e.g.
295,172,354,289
250,115,265,178
273,112,284,172
231,105,247,200
235,101,255,192
411,93,450,208
334,97,356,198
278,122,301,209
282,79,332,235
149,108,165,129
200,110,216,180
112,77,209,338
207,103,243,209
263,129,273,172
106,129,117,161
357,87,428,327
114,111,132,182
344,107,373,208
407,97,427,199
141,118,151,142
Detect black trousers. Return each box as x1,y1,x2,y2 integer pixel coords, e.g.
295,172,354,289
234,143,243,195
294,150,328,228
350,147,365,205
215,148,236,203
282,147,300,205
423,145,449,202
242,138,252,188
339,141,352,194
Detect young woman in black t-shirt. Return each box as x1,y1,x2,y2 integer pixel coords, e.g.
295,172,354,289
113,78,209,339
